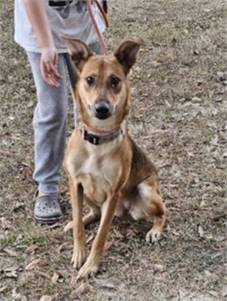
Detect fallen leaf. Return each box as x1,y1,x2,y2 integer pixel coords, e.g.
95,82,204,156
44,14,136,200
39,295,55,301
95,279,117,290
57,243,67,253
12,288,28,301
25,244,38,254
36,271,50,279
12,202,25,212
198,225,204,238
204,270,212,277
49,223,62,229
3,247,19,257
192,96,202,103
0,217,11,230
222,285,227,297
25,258,41,271
51,272,59,284
200,200,206,207
5,270,18,279
27,100,34,108
70,283,89,298
86,234,94,244
164,99,171,107
222,151,227,158
172,229,180,236
206,234,214,240
0,286,8,293
153,264,165,273
209,290,219,297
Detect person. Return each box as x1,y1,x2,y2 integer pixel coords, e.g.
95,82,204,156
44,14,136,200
14,0,106,224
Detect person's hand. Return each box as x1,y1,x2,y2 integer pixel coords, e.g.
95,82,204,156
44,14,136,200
40,47,61,87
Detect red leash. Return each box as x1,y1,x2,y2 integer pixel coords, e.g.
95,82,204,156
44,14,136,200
87,0,108,55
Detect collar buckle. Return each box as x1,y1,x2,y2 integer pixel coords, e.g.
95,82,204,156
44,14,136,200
82,128,122,146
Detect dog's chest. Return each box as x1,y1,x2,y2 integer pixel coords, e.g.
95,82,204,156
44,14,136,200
77,149,120,204
81,154,100,177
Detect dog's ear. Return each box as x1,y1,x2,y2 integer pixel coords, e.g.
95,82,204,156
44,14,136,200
114,38,144,75
63,37,93,71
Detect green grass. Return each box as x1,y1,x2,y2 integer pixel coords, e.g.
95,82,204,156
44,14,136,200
0,232,18,249
0,222,59,251
144,27,189,45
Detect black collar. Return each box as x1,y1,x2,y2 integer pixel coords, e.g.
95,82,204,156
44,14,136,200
82,128,122,145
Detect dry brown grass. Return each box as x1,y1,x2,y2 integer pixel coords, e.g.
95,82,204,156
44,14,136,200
0,0,226,300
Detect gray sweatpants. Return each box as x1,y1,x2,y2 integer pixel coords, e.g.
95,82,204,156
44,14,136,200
27,42,100,195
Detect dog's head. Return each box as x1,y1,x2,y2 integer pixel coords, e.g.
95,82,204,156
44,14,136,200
64,38,144,131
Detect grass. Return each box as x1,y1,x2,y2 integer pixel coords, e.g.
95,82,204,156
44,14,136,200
0,0,226,300
145,27,189,45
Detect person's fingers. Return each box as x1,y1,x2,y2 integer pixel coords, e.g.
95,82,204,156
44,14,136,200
50,64,61,79
49,57,61,78
48,63,61,86
40,60,49,83
49,74,60,87
45,71,59,87
40,59,60,87
44,56,61,79
40,48,60,86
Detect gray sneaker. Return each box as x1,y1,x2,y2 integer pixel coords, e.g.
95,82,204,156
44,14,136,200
34,194,63,224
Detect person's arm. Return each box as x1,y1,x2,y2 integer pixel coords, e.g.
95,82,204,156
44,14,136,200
22,0,60,86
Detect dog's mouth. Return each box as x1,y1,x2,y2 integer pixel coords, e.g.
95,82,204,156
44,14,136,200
95,111,111,120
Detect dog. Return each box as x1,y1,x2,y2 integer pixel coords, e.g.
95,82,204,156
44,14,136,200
63,38,166,279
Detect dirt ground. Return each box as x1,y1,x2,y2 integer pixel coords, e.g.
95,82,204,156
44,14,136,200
0,0,226,300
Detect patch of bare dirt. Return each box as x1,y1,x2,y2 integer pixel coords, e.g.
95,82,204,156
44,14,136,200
0,0,226,300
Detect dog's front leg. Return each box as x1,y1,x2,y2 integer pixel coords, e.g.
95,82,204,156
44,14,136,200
77,192,119,279
69,177,86,268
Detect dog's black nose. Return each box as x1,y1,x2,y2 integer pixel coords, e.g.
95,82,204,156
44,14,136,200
95,100,110,120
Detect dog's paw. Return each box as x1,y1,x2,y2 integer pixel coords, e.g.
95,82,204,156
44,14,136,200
71,245,86,269
64,221,73,232
145,227,161,243
76,257,99,280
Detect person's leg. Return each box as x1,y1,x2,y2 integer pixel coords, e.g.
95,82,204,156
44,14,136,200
27,51,68,223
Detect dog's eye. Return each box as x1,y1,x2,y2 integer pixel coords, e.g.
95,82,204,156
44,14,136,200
110,76,120,88
86,76,96,86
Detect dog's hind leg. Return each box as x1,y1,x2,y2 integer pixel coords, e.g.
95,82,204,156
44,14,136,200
137,177,166,243
83,202,101,226
64,202,100,232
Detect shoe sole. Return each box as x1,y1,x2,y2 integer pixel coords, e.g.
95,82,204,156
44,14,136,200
34,214,63,224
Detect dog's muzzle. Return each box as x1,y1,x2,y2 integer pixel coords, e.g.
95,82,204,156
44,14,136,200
95,100,111,120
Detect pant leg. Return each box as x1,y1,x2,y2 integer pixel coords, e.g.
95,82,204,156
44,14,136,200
27,52,68,194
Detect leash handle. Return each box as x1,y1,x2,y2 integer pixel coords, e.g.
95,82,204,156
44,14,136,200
87,0,108,55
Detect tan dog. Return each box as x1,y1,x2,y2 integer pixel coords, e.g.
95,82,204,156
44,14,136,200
63,38,166,279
